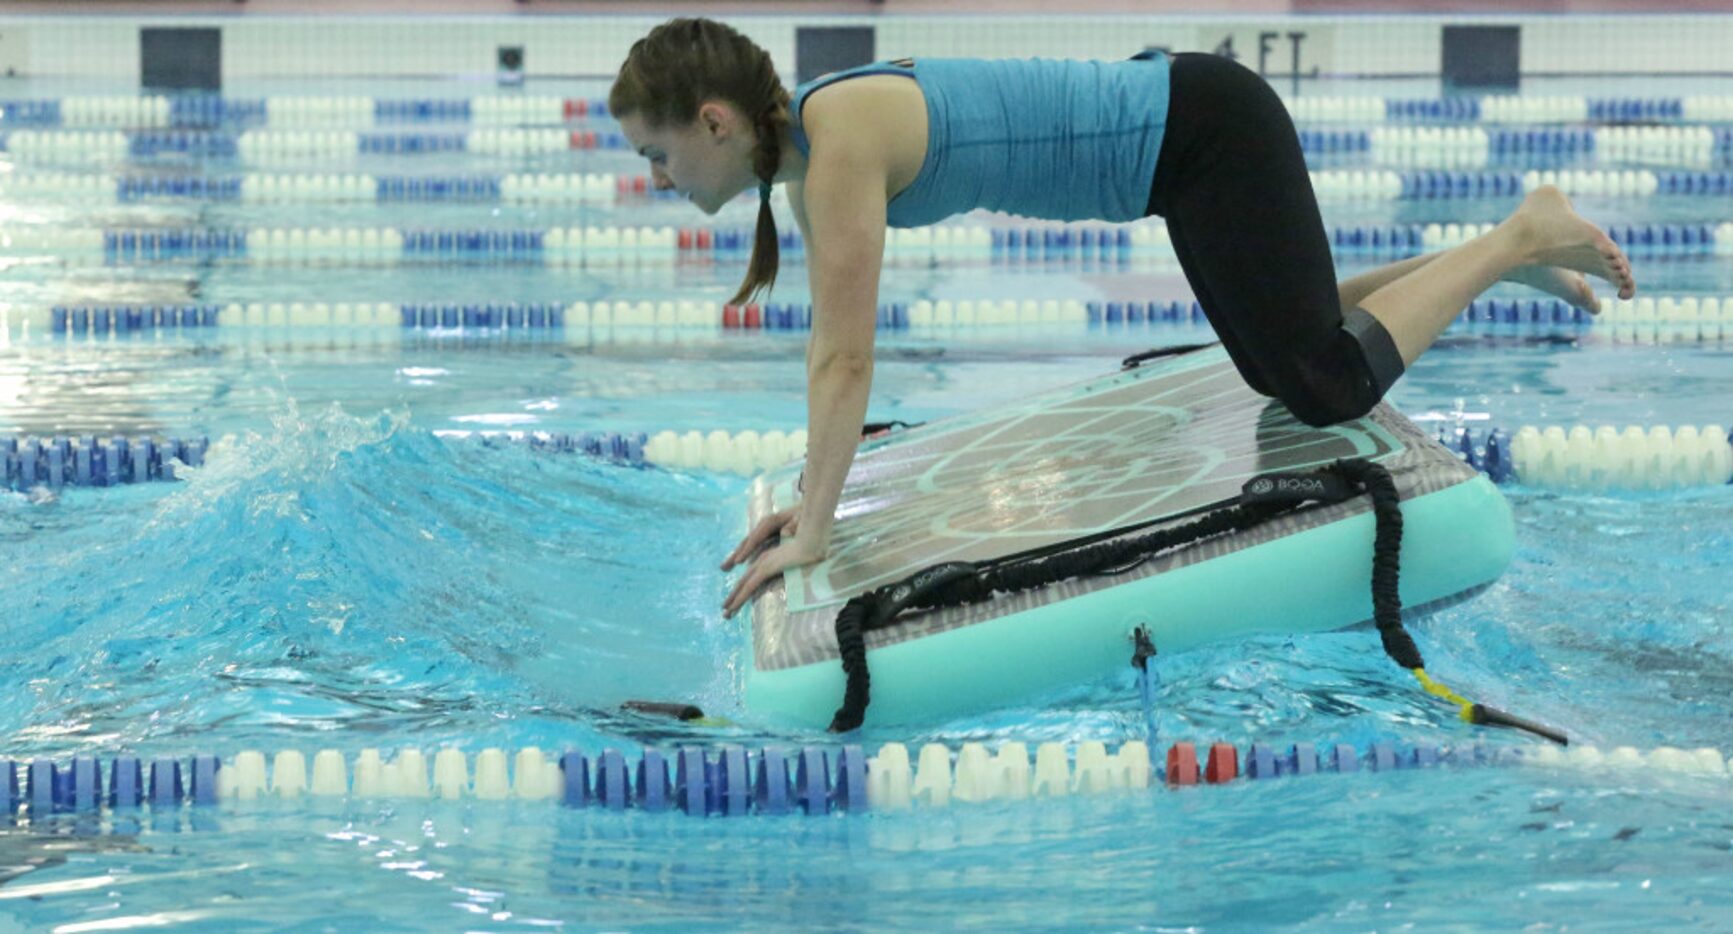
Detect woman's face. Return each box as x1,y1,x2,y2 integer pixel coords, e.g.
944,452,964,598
617,101,756,216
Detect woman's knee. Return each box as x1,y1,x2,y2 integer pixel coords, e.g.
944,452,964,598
1268,309,1407,428
1267,350,1388,427
1224,355,1277,399
1277,383,1377,428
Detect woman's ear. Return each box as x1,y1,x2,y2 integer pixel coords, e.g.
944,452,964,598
696,100,733,140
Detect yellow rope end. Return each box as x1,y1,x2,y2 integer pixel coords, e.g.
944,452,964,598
1412,668,1476,721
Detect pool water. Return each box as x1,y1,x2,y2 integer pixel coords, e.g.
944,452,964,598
0,73,1730,931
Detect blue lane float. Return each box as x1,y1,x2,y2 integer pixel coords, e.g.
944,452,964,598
168,97,268,129
1460,297,1591,324
373,99,473,123
399,228,545,259
3,435,208,490
990,225,1134,262
1385,97,1484,121
1655,170,1733,195
0,100,64,127
128,130,240,158
1087,300,1207,325
1488,127,1598,157
1604,222,1719,252
52,304,224,332
398,302,565,330
1297,129,1373,157
102,230,247,263
1586,97,1685,121
1330,224,1428,255
117,176,245,202
375,174,504,202
1396,170,1526,199
1435,427,1518,484
446,429,651,466
358,131,468,155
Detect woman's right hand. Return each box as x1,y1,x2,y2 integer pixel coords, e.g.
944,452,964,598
721,506,801,572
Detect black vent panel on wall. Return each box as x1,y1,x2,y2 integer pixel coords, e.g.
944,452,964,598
796,27,875,86
1442,25,1519,91
141,27,221,92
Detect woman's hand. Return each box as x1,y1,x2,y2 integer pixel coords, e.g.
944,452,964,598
721,513,825,619
721,507,799,572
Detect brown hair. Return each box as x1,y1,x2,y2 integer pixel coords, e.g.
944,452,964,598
610,18,789,307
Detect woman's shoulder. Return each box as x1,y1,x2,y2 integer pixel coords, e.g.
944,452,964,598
800,71,921,139
798,71,928,196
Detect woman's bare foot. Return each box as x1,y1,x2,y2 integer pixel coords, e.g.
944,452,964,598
1502,264,1600,312
1503,185,1636,300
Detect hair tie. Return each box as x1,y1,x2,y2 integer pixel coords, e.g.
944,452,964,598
759,180,772,201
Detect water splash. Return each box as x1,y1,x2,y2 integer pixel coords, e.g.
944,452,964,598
0,396,736,758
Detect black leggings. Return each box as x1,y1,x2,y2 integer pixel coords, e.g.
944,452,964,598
1146,53,1402,428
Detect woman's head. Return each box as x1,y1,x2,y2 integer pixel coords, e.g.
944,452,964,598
611,18,789,305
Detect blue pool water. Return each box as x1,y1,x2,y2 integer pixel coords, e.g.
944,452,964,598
1,73,1731,930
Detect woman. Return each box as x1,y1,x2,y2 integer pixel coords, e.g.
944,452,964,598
607,18,1636,619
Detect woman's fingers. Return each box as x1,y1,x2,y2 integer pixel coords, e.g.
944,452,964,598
721,532,821,619
722,571,749,618
721,509,798,570
723,560,771,618
721,514,777,570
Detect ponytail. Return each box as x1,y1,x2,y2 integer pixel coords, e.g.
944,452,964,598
734,100,789,306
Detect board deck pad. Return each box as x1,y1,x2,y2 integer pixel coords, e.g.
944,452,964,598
747,346,1477,672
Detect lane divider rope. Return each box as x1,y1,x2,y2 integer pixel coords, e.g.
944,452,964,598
2,740,1721,820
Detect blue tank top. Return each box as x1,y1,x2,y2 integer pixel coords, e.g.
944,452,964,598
789,53,1171,228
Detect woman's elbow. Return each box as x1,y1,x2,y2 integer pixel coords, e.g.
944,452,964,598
811,349,873,381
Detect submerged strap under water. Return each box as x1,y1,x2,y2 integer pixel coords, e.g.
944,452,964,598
861,420,923,437
1132,627,1162,774
1120,341,1218,371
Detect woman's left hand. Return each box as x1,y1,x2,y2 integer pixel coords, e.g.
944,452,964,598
722,535,826,619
